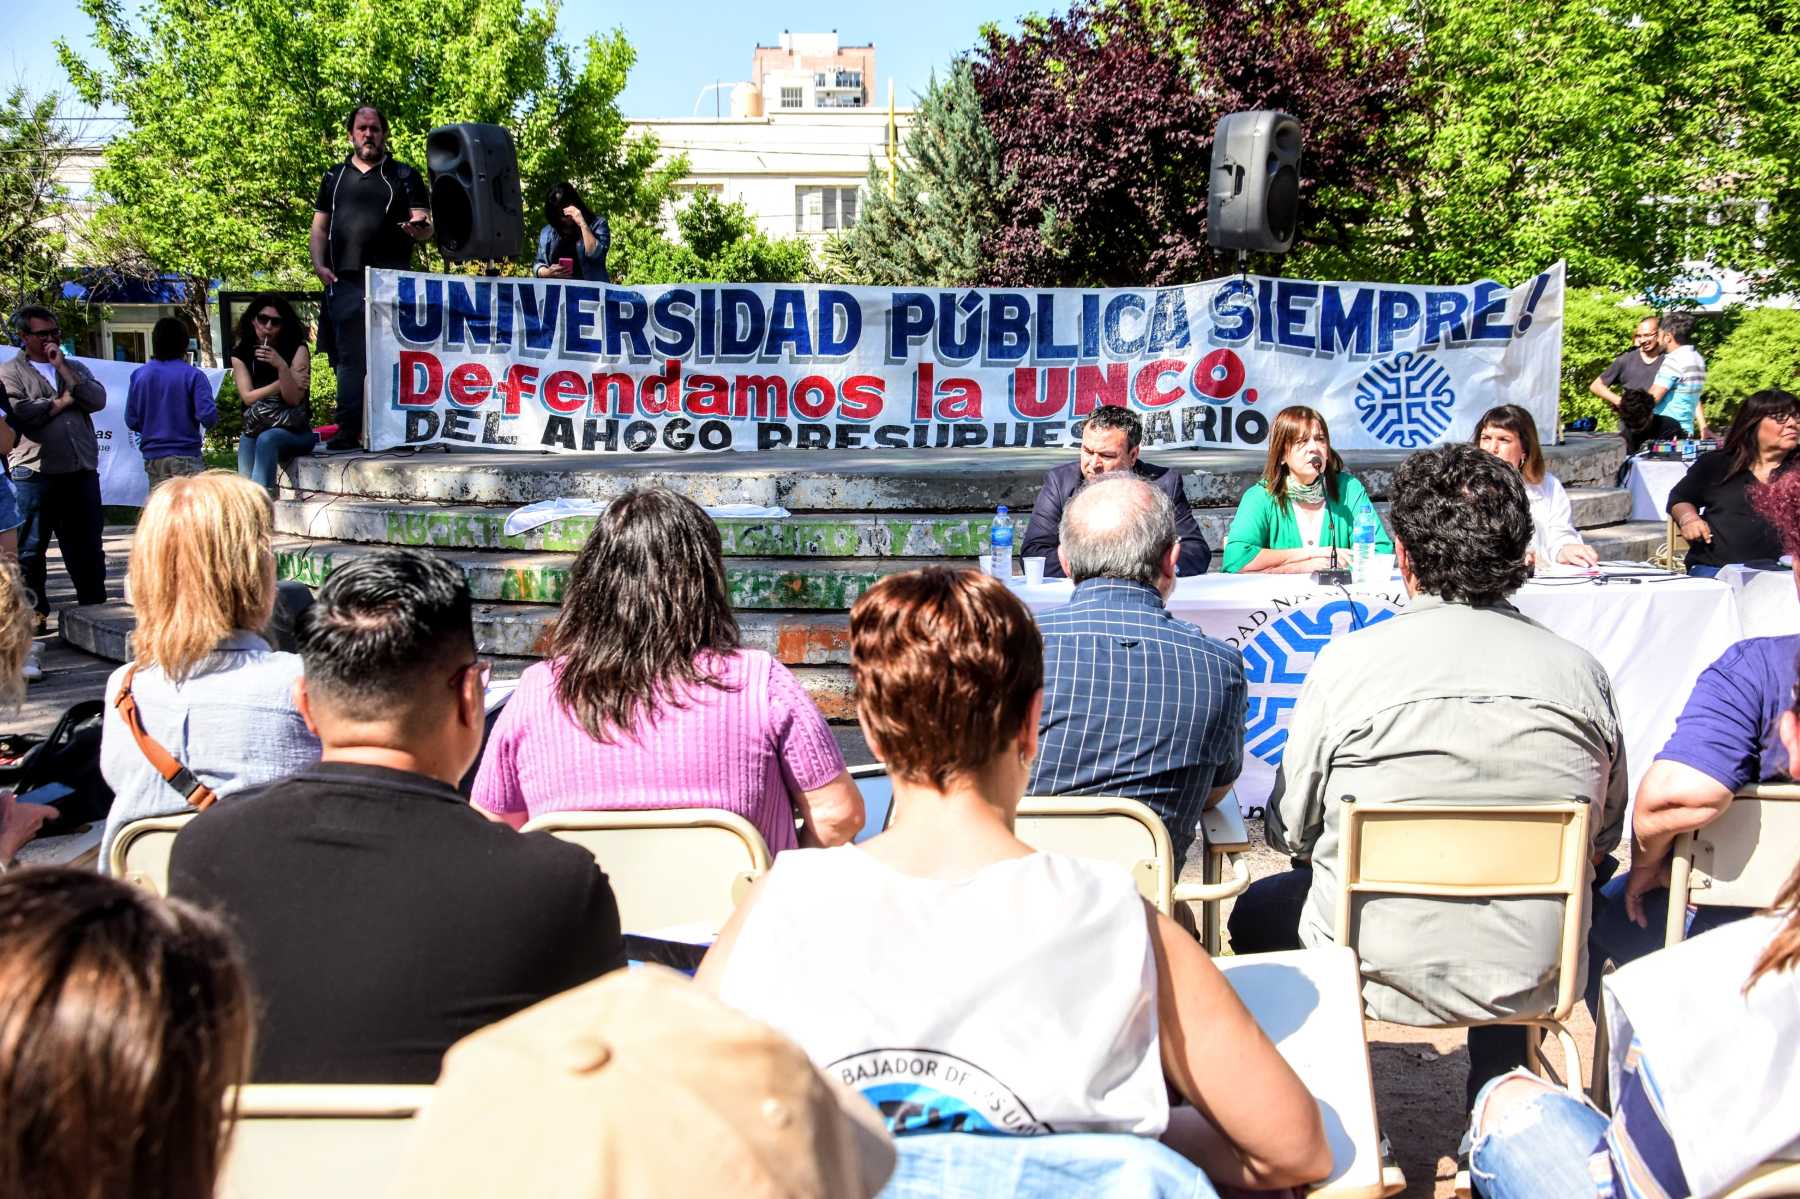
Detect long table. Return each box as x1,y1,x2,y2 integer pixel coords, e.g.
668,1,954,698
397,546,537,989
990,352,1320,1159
1015,570,1743,813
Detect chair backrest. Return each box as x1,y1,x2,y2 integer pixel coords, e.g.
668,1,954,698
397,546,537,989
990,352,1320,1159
219,1085,429,1199
107,812,198,897
521,808,773,934
1014,795,1173,913
1333,800,1592,1021
1667,784,1800,945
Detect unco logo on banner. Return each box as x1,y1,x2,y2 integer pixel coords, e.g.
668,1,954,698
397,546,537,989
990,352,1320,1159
832,1049,1048,1136
1355,351,1456,448
1236,597,1402,767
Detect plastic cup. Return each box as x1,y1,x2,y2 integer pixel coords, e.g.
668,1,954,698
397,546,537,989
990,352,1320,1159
1023,556,1047,585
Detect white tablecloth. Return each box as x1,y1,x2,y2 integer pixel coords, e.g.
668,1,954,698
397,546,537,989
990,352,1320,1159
1624,457,1690,521
1017,572,1743,813
1717,564,1799,638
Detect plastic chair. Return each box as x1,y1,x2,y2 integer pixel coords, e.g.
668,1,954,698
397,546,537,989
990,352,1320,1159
219,1085,430,1199
521,808,772,935
1332,799,1593,1097
106,812,198,897
1015,795,1249,953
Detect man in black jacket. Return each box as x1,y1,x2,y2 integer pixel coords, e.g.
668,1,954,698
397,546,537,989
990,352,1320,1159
171,549,625,1083
310,104,432,450
1021,404,1211,578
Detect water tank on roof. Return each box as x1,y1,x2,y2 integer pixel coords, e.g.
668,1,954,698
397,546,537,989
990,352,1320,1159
731,83,764,119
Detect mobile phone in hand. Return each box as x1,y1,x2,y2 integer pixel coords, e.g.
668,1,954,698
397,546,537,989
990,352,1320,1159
558,257,574,275
16,782,74,807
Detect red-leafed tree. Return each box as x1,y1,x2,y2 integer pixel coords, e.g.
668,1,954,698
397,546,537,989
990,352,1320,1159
969,0,1416,287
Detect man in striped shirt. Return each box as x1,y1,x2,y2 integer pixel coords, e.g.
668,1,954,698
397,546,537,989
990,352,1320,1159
1026,473,1246,866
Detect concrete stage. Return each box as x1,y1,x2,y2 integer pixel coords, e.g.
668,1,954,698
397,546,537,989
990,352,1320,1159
64,436,1662,719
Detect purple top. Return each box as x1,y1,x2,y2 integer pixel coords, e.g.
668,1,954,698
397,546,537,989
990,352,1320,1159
124,359,216,459
471,649,846,854
1656,634,1799,790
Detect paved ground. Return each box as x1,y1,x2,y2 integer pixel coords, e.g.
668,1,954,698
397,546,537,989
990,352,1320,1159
11,530,1571,1197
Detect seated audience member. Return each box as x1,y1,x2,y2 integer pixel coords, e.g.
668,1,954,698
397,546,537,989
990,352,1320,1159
1668,388,1800,577
1468,675,1800,1199
472,487,861,853
1021,404,1210,578
387,967,896,1199
100,472,319,866
1027,473,1245,867
0,866,252,1199
0,559,53,863
1228,443,1627,1106
1475,403,1600,569
231,293,316,493
125,315,215,488
700,568,1329,1191
1590,463,1800,998
1222,406,1392,573
171,549,626,1082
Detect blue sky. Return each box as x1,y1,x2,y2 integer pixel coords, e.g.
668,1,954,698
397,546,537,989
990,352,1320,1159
2,1,1025,125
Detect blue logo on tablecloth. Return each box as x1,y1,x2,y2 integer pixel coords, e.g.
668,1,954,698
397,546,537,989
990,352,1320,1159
1355,352,1455,447
1240,598,1400,767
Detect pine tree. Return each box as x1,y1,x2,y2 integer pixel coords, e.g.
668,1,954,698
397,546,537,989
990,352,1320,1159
826,63,1008,287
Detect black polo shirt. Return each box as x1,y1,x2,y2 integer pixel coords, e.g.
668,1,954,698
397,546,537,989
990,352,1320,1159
1667,448,1796,570
169,761,626,1083
315,155,431,278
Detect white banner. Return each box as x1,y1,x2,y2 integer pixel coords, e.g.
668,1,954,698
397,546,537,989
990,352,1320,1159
0,347,228,506
365,263,1565,457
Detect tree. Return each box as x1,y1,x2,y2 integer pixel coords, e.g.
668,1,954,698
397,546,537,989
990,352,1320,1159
611,192,814,285
825,63,1008,287
57,0,679,299
970,0,1415,287
1330,0,1800,295
0,88,95,338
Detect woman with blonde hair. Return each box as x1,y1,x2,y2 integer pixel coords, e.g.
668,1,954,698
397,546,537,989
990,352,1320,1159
0,559,54,862
0,866,253,1199
99,471,319,864
1222,406,1392,573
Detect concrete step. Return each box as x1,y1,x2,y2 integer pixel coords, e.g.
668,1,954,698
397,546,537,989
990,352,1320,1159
56,601,859,720
1585,520,1668,561
285,436,1629,508
1568,487,1632,530
273,537,940,610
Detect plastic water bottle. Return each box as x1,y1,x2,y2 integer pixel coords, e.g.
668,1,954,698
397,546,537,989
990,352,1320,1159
1351,501,1379,584
1681,437,1698,463
989,505,1015,579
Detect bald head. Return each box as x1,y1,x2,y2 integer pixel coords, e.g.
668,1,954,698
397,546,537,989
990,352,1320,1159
1059,474,1178,589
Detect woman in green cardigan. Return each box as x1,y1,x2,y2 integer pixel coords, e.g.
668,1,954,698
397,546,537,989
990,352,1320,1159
1222,406,1392,573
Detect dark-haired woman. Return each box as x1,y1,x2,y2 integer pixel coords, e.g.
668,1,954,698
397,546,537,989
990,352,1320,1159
231,293,317,492
1667,388,1800,576
0,866,252,1199
533,181,610,283
1475,404,1600,569
1223,405,1391,573
472,487,861,852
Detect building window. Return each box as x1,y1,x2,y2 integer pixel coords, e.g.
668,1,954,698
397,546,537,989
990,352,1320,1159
795,186,861,233
780,86,803,109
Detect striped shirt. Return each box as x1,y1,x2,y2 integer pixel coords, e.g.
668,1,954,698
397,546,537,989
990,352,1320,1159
1027,577,1246,860
1596,1040,1687,1198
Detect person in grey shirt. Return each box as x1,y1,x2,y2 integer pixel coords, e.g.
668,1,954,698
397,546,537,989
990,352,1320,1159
1227,442,1627,1108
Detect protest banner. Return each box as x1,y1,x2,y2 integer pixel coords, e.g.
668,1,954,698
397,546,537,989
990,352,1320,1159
366,262,1564,456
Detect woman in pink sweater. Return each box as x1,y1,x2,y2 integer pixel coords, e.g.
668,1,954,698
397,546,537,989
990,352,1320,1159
471,488,862,853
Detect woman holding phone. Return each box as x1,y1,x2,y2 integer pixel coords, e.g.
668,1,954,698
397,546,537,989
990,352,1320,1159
231,293,316,492
533,181,610,283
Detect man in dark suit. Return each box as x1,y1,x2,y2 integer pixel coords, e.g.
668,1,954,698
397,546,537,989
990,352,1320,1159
1021,404,1210,577
171,549,626,1083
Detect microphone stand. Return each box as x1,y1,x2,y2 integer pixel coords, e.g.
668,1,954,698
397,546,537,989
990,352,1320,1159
1309,461,1350,585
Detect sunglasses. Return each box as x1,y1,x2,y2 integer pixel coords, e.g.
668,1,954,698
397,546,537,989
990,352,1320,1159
23,327,60,339
253,313,283,326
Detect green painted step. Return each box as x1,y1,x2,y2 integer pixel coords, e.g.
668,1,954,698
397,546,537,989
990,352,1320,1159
274,538,946,610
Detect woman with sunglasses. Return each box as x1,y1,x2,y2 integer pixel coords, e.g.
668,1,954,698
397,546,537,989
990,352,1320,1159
1668,389,1800,576
231,294,316,492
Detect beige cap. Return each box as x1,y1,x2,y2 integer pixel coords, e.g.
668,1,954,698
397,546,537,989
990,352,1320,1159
385,966,895,1199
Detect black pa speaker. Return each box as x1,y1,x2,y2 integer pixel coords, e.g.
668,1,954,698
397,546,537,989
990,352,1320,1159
1207,110,1303,255
427,123,525,261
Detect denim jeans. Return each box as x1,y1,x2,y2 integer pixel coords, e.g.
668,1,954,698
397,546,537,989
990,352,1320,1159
1467,1071,1608,1199
1687,563,1721,578
877,1133,1217,1199
238,429,319,491
1584,872,1749,1015
12,466,107,614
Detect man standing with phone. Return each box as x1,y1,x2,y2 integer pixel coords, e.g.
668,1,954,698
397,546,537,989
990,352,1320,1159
0,306,109,629
310,105,432,451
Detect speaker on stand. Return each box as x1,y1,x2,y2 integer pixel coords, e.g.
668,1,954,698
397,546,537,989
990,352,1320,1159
427,123,525,264
1207,110,1303,257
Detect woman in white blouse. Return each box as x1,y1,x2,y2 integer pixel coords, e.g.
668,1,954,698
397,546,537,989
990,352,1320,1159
1476,405,1600,569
